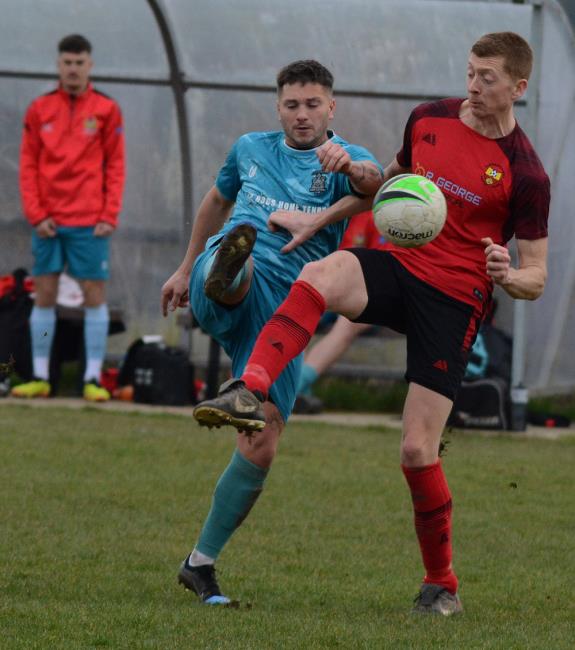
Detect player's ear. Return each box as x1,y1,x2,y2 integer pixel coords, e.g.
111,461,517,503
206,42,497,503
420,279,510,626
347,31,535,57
328,97,336,120
511,78,527,102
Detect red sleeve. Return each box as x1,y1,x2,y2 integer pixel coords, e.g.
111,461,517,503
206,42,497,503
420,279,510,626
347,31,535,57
99,101,126,227
19,102,47,226
396,108,417,168
396,100,458,169
510,174,550,240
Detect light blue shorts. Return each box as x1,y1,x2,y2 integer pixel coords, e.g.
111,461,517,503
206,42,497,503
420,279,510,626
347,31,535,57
190,245,302,423
32,226,110,280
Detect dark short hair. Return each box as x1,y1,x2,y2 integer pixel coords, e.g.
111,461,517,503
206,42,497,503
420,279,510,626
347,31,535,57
276,60,334,92
471,32,533,81
58,34,92,55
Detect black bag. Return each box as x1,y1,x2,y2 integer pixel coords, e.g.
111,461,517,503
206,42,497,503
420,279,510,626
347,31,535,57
481,323,512,383
0,268,33,381
464,323,512,382
121,339,196,406
448,377,509,430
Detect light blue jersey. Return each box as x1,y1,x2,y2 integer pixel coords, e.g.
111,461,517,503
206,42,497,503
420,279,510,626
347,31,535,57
192,130,380,420
210,130,379,292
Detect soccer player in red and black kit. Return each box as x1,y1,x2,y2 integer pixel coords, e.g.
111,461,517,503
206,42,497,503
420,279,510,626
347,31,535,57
193,32,550,614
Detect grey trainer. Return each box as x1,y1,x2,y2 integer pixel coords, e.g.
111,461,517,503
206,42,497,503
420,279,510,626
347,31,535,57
412,583,463,616
193,378,265,432
204,223,257,301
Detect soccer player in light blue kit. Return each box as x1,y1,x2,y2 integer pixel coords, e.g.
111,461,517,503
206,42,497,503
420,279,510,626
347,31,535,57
161,60,383,605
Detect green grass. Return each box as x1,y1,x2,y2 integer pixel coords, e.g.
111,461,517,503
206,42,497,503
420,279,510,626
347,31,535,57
1,405,573,649
528,393,575,421
315,377,409,412
315,375,575,421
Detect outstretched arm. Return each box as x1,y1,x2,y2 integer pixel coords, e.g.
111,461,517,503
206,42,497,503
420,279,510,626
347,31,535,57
482,236,547,300
161,186,234,315
99,101,125,228
20,103,48,226
269,193,373,253
270,155,411,253
316,140,383,196
382,157,411,182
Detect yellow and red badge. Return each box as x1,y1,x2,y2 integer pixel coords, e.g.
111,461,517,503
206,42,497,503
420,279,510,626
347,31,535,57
483,164,504,186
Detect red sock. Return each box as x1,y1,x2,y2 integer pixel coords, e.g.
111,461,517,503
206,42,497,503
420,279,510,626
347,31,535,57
402,461,458,594
242,280,326,397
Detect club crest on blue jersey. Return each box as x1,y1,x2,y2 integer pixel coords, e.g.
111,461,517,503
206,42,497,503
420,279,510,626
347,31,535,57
309,171,328,194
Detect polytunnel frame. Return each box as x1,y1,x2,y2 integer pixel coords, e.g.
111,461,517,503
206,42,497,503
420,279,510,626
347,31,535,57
0,0,546,429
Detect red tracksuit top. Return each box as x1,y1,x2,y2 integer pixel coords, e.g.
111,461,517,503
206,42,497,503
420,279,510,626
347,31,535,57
340,210,386,251
387,98,550,310
19,83,125,228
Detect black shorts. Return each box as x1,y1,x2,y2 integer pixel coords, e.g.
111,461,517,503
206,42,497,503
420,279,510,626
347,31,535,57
348,249,483,401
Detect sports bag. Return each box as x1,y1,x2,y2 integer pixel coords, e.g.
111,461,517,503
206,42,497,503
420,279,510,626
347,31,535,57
121,339,196,406
0,268,33,381
448,377,509,430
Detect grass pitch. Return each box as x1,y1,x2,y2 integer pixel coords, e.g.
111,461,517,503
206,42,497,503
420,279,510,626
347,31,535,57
1,404,573,649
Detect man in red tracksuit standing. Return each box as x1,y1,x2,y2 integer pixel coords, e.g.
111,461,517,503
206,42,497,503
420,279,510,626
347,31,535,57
13,34,125,402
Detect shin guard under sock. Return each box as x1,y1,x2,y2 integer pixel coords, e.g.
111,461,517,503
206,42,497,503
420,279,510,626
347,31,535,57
241,280,326,396
30,306,56,380
84,304,110,382
196,449,268,559
402,461,458,594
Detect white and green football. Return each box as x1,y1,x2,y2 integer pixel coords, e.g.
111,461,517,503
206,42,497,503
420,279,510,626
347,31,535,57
372,174,447,248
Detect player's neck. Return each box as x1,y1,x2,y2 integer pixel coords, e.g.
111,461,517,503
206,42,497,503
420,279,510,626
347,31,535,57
61,82,89,97
459,100,516,139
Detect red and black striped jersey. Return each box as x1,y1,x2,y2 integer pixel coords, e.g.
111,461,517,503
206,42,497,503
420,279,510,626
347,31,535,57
386,98,550,308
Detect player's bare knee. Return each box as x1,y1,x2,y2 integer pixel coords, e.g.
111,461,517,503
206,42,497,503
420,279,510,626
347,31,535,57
35,294,58,308
237,401,283,467
298,262,322,288
299,260,328,290
400,437,431,467
34,274,59,306
237,428,279,467
81,280,106,306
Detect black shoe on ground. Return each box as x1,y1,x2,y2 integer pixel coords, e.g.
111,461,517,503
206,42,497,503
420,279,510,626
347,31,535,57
293,393,324,415
204,223,257,301
177,561,231,605
193,378,265,433
412,583,463,616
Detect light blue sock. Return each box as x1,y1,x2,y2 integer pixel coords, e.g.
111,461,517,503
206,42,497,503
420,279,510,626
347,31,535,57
297,363,319,396
83,304,109,382
196,449,268,559
30,306,56,379
203,249,249,293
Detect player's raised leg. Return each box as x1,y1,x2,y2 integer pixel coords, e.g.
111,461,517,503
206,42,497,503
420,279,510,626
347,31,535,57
193,250,368,431
203,222,256,303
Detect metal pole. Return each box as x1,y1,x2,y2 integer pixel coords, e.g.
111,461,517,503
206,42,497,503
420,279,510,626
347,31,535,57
145,0,193,242
146,0,199,371
509,0,544,430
